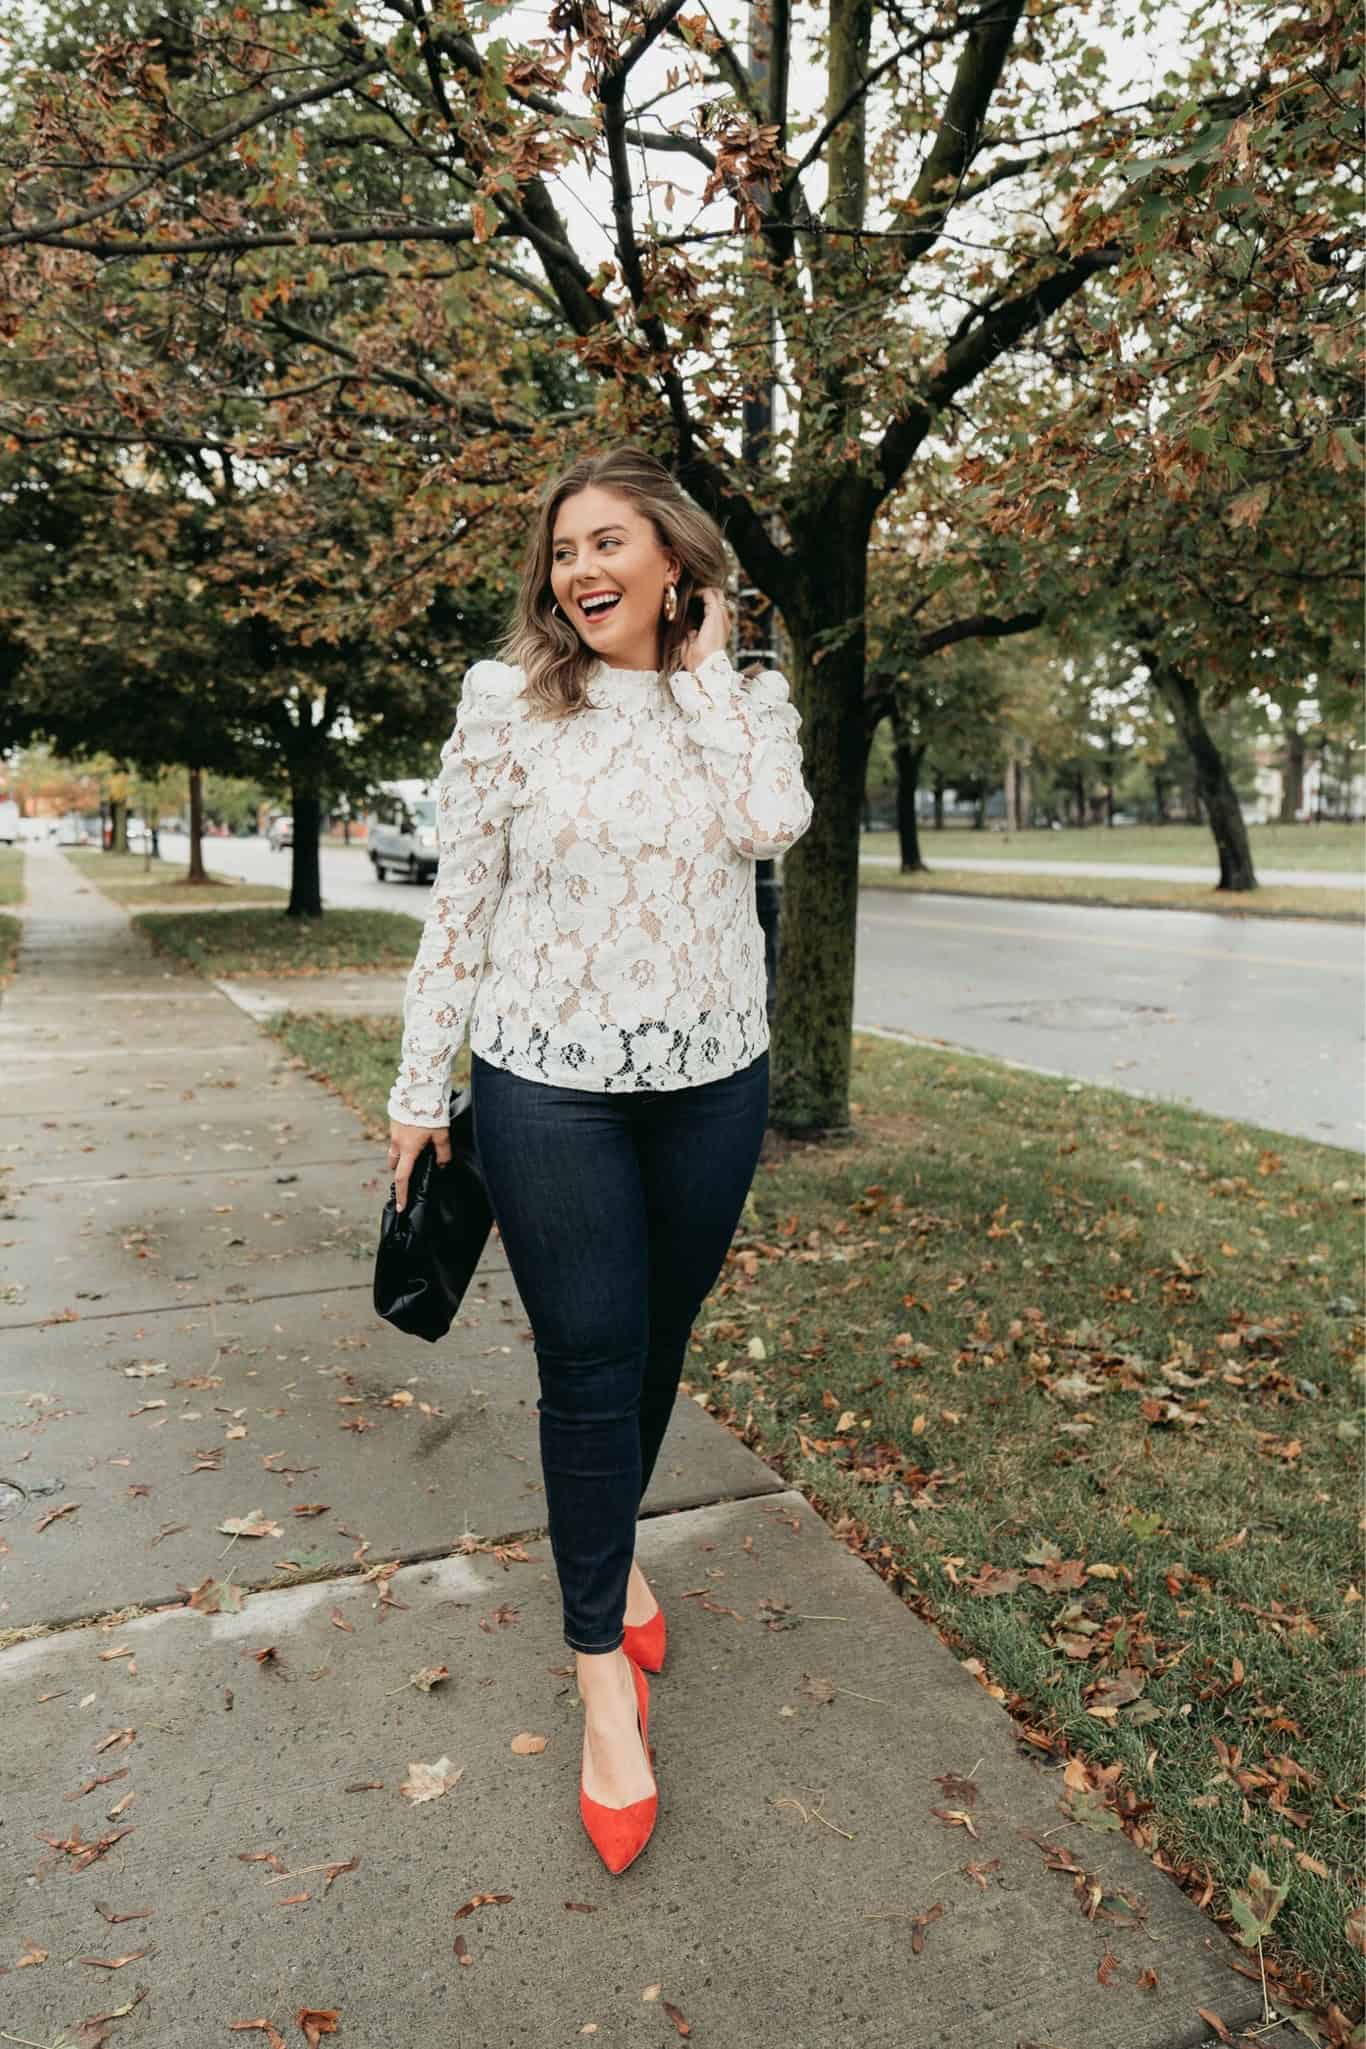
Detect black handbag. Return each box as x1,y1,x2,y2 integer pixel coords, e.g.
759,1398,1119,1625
373,1085,495,1342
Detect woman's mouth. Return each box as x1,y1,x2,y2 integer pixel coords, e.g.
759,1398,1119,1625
577,591,623,623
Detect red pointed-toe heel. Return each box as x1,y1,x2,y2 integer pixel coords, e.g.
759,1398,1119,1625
621,1600,666,1675
579,1652,657,1875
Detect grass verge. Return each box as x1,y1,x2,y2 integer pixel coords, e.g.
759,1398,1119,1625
0,912,19,985
269,1008,1364,2026
266,1012,466,1130
0,844,23,908
861,823,1366,875
64,847,288,907
134,906,422,977
860,865,1363,924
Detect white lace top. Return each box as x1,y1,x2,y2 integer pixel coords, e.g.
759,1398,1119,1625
387,648,813,1124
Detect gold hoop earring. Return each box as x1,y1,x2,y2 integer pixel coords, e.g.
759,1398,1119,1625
663,583,678,622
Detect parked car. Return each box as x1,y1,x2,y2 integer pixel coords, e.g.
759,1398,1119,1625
0,799,19,844
267,813,294,851
367,788,439,884
126,816,154,850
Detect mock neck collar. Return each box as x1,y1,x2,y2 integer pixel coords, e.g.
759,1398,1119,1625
592,660,662,684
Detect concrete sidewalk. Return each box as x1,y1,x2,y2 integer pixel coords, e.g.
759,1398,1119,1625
1,850,1299,2049
860,851,1364,891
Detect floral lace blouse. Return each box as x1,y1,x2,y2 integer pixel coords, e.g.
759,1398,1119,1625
387,648,814,1124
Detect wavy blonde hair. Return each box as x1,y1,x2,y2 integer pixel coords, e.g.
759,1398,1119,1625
495,446,731,717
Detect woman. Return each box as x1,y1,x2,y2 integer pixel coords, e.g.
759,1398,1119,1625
386,446,813,1874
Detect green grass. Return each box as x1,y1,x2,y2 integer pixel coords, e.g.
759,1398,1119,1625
64,846,287,906
134,905,423,977
0,912,19,984
859,865,1363,924
862,822,1365,874
269,1009,1364,2018
266,1011,459,1129
0,845,24,907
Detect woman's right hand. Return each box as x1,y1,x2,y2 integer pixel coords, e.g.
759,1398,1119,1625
387,1120,452,1214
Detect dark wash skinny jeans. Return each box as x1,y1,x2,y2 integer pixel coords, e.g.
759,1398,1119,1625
470,1048,769,1654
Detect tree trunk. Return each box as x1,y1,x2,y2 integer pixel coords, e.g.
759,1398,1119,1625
890,698,925,871
1003,753,1019,833
288,772,324,917
1072,769,1086,827
1279,726,1305,822
932,772,944,830
187,767,207,883
768,625,869,1137
1152,770,1169,824
895,749,924,869
1148,652,1256,890
972,785,986,831
109,798,128,855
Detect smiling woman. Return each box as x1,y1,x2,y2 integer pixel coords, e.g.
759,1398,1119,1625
382,443,814,1876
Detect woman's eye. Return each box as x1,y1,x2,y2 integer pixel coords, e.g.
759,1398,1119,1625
555,538,618,560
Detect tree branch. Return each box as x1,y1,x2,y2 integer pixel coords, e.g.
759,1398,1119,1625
874,243,1121,496
914,606,1043,657
0,56,388,250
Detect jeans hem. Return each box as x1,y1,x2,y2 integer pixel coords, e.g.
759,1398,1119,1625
566,1633,625,1655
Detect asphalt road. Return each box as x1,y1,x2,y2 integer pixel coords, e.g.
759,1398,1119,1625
161,833,1365,1151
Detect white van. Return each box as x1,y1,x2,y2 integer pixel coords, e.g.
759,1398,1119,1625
0,799,19,844
367,784,439,885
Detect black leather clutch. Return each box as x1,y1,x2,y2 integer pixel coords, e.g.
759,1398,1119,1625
373,1086,495,1342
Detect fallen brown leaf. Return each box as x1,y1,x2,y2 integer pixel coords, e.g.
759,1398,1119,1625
661,2001,691,2037
93,1903,153,1925
66,1768,130,1801
16,1938,48,1967
1198,2010,1233,2046
230,2024,286,2048
219,1511,283,1539
910,1902,943,1956
400,1757,463,1804
410,1665,449,1693
510,1732,548,1755
454,1892,514,1920
36,1499,82,1533
934,1771,978,1807
297,2010,340,2046
1097,1950,1120,1985
77,1949,151,1969
930,1806,978,1838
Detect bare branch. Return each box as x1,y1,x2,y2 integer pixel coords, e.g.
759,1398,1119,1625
914,607,1044,657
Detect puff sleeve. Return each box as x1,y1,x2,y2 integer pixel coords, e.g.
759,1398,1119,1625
667,648,814,859
386,661,525,1127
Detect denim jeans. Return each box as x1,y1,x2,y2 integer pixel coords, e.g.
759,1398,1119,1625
469,1048,770,1654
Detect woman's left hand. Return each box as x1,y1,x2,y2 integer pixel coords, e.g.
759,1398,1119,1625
675,586,731,674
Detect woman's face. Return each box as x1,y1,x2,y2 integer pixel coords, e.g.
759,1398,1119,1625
549,486,680,673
